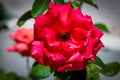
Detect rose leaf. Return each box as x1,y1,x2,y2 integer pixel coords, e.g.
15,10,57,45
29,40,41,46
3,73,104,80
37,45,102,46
95,23,110,33
30,62,52,79
17,11,32,26
100,62,120,76
89,56,106,69
84,0,98,9
86,64,100,80
31,0,51,18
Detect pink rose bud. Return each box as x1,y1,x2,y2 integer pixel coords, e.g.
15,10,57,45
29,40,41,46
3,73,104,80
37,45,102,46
7,28,33,56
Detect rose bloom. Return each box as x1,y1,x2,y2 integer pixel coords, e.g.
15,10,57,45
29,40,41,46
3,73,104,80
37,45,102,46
31,2,104,72
7,28,33,56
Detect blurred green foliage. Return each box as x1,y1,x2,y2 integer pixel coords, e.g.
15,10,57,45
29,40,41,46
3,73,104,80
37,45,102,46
0,67,28,80
0,2,10,31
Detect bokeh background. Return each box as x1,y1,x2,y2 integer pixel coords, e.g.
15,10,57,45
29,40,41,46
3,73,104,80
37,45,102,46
0,0,120,80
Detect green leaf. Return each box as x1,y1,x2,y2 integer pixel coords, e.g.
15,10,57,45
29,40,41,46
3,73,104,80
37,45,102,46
89,56,106,69
54,0,65,4
4,72,18,80
18,76,28,80
0,23,8,31
95,23,110,33
0,68,5,80
17,11,32,26
71,2,80,8
84,0,98,9
30,62,52,79
92,73,100,80
87,64,100,80
94,56,106,69
32,0,51,18
0,2,11,21
100,62,120,76
87,73,100,80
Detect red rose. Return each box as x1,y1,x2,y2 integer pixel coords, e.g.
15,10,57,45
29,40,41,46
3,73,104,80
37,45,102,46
31,2,104,72
7,28,33,56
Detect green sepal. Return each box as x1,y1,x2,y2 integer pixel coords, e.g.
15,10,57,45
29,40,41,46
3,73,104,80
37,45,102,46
86,64,100,80
88,56,106,69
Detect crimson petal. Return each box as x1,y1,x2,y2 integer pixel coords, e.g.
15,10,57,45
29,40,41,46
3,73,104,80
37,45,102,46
31,41,44,64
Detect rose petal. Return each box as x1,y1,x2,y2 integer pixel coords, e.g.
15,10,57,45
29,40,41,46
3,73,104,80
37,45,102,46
91,26,104,39
7,43,30,56
69,8,92,30
71,59,88,70
44,49,65,61
45,27,56,43
57,64,72,72
59,42,83,57
11,28,33,44
83,38,97,59
9,33,15,39
91,40,104,61
46,41,84,57
46,41,61,53
34,13,53,40
31,41,44,64
71,27,88,41
67,52,83,63
48,2,73,32
15,43,28,52
49,2,71,23
43,49,66,68
7,46,16,52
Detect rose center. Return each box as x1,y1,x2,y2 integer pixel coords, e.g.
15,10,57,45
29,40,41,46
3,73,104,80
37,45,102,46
58,33,70,41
